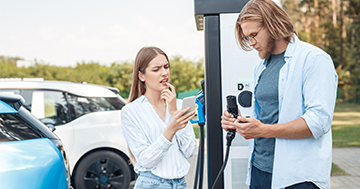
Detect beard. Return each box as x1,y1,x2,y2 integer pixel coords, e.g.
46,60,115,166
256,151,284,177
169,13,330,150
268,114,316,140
258,36,276,59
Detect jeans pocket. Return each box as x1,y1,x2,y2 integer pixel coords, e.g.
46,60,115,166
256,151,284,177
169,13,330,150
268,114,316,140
179,177,187,187
135,175,161,188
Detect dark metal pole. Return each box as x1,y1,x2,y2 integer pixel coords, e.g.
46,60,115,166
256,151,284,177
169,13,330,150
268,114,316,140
204,15,224,189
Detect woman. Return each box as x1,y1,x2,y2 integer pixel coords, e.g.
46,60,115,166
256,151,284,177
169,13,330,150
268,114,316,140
121,46,197,188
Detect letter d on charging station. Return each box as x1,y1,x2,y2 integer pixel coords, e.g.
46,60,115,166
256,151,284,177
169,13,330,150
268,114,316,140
194,0,261,188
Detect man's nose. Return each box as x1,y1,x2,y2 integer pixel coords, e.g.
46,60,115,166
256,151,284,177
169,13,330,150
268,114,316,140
249,40,256,46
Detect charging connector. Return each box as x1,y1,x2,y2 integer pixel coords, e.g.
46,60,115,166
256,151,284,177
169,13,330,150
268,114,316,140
210,95,238,189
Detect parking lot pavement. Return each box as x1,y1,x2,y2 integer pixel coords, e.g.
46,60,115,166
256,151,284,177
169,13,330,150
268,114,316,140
186,139,208,189
129,181,135,189
330,147,360,188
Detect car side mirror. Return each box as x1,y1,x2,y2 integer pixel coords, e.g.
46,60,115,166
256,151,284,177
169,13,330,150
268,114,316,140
46,124,56,132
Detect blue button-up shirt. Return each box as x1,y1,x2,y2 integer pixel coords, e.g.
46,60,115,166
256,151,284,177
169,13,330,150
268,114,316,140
246,34,338,189
121,95,197,179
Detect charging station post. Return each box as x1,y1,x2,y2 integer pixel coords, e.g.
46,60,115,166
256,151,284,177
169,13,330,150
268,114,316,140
194,0,261,188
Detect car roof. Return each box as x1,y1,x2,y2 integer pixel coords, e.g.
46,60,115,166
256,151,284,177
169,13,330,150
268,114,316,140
0,93,60,139
0,80,118,98
0,100,18,114
0,93,24,110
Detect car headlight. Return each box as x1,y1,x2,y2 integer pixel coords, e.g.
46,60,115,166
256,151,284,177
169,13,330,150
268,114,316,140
50,138,73,189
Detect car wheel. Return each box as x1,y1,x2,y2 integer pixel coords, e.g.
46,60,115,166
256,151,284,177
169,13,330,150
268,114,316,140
73,150,131,189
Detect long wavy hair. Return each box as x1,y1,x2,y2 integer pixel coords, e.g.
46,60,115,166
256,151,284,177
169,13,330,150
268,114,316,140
235,0,295,51
128,46,170,103
126,46,169,164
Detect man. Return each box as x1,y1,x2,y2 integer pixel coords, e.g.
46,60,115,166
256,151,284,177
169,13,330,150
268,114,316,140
221,0,338,188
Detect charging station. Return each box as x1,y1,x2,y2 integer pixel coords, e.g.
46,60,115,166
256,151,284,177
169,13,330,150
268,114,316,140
194,1,261,188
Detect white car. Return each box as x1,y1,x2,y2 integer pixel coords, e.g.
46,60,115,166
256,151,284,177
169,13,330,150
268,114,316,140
0,79,134,189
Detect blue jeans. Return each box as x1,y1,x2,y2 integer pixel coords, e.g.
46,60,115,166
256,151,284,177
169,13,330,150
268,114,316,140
250,165,272,189
134,171,187,189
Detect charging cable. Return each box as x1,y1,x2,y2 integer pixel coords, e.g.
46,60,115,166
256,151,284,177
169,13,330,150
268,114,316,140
210,95,238,189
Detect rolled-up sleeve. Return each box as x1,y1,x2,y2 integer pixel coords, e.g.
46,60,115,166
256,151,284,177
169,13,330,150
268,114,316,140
301,53,338,139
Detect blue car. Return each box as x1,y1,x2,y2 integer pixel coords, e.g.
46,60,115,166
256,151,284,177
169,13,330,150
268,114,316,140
0,94,72,189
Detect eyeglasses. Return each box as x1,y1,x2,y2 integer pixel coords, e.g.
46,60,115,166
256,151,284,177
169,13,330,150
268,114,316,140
242,26,263,44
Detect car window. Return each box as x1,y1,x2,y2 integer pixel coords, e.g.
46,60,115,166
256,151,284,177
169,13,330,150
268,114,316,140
0,113,43,142
107,97,126,110
67,94,124,120
21,90,70,126
0,89,20,95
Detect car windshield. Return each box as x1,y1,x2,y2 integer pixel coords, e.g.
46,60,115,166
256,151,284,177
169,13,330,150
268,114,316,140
0,113,44,142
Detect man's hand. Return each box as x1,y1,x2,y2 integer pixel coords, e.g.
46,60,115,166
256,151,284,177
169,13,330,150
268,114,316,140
235,117,265,140
221,110,239,132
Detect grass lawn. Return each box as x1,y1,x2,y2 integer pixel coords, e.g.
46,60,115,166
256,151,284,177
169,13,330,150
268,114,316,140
331,101,360,176
331,163,349,176
192,124,205,139
332,102,360,147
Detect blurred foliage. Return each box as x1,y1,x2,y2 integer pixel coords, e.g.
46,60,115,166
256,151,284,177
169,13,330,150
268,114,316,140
282,0,360,103
170,57,204,93
0,56,204,98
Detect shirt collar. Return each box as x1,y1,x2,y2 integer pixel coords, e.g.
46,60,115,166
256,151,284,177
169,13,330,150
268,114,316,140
284,33,299,58
138,95,168,107
138,95,147,102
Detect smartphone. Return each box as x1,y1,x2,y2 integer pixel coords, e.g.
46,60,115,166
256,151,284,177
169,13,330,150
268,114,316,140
181,96,196,115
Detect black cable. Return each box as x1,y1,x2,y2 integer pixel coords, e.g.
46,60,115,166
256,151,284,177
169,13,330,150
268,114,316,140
209,95,238,189
210,144,231,189
193,150,200,189
193,122,205,189
193,79,206,189
199,123,205,189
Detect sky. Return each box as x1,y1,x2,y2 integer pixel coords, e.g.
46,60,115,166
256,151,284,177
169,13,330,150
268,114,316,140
0,0,205,67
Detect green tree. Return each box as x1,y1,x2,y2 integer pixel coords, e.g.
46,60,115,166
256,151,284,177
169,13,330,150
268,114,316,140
0,55,205,99
170,56,204,93
108,61,134,98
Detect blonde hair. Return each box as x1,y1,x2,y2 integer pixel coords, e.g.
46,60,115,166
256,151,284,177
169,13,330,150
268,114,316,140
235,0,295,51
127,46,169,164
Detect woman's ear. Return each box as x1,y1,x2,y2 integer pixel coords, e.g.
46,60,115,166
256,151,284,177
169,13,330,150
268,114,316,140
138,71,145,82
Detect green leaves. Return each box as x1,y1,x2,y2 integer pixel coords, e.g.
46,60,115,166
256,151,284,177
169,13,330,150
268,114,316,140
281,0,360,102
0,56,205,99
170,56,204,93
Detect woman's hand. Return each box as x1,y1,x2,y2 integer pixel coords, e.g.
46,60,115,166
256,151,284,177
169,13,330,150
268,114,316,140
161,83,177,115
163,107,196,141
